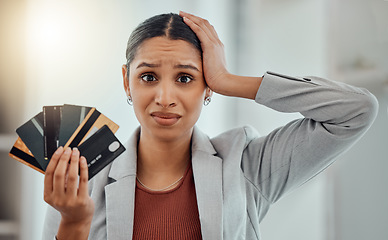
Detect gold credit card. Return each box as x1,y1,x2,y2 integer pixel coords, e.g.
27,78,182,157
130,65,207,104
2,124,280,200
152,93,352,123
9,137,45,174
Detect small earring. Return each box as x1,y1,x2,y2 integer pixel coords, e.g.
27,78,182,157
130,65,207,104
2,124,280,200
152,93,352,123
204,96,211,106
127,96,133,106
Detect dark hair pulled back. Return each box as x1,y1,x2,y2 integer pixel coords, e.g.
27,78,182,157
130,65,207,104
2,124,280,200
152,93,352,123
125,13,202,70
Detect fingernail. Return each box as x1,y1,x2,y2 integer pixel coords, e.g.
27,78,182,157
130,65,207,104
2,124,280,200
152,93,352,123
55,146,63,153
72,147,78,155
80,157,87,166
65,147,71,154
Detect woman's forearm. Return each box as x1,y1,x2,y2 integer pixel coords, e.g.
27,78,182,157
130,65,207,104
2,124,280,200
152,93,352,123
213,73,262,100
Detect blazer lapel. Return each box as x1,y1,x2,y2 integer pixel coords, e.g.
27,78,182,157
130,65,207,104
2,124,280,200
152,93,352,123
104,128,139,239
102,127,223,239
105,176,136,239
191,127,223,240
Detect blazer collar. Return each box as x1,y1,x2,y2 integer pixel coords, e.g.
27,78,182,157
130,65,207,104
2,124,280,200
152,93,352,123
104,127,139,239
105,126,223,239
108,127,139,180
191,127,223,240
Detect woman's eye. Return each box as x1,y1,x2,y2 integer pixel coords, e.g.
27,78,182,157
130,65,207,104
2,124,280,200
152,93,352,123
141,74,156,82
177,75,193,84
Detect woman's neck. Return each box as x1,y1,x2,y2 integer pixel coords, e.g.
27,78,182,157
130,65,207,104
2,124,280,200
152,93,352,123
136,129,192,188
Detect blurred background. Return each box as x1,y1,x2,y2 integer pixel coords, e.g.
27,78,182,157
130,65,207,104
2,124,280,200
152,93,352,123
0,0,387,239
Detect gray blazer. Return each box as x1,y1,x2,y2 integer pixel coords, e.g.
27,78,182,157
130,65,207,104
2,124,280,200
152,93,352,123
43,72,378,239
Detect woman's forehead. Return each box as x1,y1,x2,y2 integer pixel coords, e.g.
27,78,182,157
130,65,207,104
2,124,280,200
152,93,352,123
132,37,202,65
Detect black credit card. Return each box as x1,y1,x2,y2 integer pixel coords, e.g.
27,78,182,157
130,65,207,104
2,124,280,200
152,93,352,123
15,112,47,169
59,104,92,146
78,125,125,180
43,105,62,161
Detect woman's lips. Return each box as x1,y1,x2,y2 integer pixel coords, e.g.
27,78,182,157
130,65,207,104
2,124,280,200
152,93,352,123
151,112,181,126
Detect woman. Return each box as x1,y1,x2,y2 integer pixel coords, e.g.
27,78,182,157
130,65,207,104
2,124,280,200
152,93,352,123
43,12,378,240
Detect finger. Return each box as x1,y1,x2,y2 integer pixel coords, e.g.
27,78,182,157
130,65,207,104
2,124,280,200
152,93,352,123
66,148,80,196
179,10,194,19
207,23,222,44
78,156,89,197
53,147,72,196
44,147,64,198
180,11,207,25
182,13,213,37
180,11,219,42
182,16,211,44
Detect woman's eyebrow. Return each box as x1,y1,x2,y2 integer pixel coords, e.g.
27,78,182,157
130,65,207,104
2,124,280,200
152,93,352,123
136,62,160,69
174,64,200,72
136,62,199,72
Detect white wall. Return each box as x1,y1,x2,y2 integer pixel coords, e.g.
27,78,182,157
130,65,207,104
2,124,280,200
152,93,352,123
234,0,329,239
233,0,388,239
326,0,388,239
330,85,388,240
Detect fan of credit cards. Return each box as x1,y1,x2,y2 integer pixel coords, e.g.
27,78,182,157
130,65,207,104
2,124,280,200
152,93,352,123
8,104,126,179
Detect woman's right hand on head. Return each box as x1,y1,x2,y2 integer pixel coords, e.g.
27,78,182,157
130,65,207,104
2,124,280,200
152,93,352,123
179,11,229,94
179,11,262,100
44,147,94,238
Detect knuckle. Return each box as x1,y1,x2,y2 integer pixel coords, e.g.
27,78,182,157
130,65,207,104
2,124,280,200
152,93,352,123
208,44,217,50
53,199,65,208
43,194,51,203
190,23,200,30
54,171,65,181
45,170,53,178
80,176,89,184
60,155,70,162
80,161,88,170
68,200,77,209
67,175,78,183
78,199,88,207
60,149,71,160
70,155,78,163
51,153,60,161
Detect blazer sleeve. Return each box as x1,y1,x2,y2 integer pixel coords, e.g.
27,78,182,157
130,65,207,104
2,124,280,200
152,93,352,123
42,205,61,240
241,71,378,204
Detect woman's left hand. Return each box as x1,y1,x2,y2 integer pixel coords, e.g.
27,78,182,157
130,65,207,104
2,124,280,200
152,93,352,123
179,11,229,94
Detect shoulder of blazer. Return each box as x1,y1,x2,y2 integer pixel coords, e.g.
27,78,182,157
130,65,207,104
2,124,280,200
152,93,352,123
208,125,261,156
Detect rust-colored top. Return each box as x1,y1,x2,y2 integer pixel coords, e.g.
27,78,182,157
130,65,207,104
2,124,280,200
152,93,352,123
133,163,202,239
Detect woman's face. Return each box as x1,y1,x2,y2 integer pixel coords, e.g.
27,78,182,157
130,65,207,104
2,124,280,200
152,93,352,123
123,37,211,142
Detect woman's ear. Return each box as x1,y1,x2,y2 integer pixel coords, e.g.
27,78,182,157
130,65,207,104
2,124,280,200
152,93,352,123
205,87,213,99
122,64,131,97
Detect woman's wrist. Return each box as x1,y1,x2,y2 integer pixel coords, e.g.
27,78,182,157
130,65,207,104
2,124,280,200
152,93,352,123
56,217,92,240
213,73,262,100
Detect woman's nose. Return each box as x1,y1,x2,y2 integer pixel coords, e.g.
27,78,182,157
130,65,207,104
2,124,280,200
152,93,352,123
155,81,177,108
